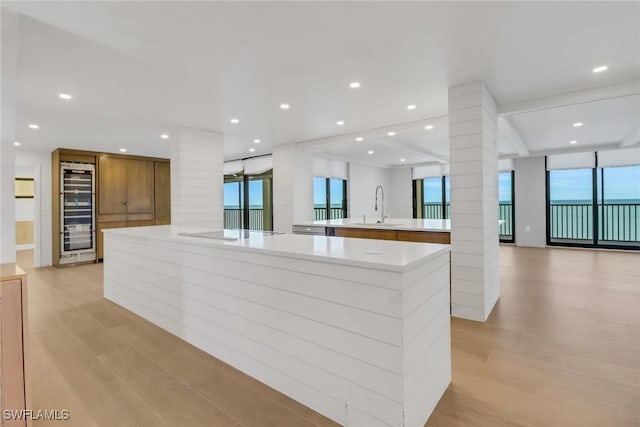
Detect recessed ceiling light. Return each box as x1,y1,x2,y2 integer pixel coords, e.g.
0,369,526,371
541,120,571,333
367,150,374,155
58,93,72,100
230,118,240,124
407,104,417,110
573,122,584,127
253,139,261,144
280,103,290,110
355,137,363,142
400,158,406,162
425,125,434,130
249,148,256,153
349,82,361,89
14,141,20,146
336,120,345,126
592,65,608,73
387,131,396,136
160,133,169,139
570,140,578,145
120,148,127,152
28,123,39,129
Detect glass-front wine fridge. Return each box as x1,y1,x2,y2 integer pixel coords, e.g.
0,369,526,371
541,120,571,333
59,162,96,264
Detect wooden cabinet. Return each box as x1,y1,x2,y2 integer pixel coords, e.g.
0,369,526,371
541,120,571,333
99,157,154,218
96,155,168,259
398,230,451,244
330,227,451,244
98,156,128,215
0,265,31,427
126,159,154,215
154,161,171,225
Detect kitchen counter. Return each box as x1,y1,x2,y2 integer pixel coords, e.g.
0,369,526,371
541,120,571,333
103,225,451,426
294,217,451,233
105,225,448,272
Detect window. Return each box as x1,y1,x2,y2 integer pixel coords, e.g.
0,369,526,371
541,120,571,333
546,151,639,249
498,171,515,243
314,177,347,220
422,176,451,219
224,169,273,231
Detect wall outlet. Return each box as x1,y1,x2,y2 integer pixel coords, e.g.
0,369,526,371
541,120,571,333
525,225,531,232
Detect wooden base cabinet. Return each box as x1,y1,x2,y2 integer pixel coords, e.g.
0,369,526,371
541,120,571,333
0,265,31,427
331,227,451,244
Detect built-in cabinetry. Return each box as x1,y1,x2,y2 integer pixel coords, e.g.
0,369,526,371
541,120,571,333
0,264,31,427
329,227,451,244
52,148,170,265
154,161,171,225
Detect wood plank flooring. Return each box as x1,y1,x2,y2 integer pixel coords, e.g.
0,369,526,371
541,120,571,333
17,246,640,427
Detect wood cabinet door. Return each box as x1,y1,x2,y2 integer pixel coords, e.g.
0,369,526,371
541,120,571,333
98,157,128,215
154,162,171,225
126,160,154,214
0,279,27,426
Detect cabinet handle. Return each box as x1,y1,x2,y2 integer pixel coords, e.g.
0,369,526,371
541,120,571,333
124,201,128,206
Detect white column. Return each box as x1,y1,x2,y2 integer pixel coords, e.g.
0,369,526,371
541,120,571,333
0,9,18,264
448,81,500,322
272,144,314,233
170,127,224,229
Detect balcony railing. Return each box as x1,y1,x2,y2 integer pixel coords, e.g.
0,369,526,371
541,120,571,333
314,207,345,221
550,203,639,243
499,203,514,239
223,208,264,230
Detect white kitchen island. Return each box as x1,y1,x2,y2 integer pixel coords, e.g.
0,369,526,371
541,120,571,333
103,226,451,427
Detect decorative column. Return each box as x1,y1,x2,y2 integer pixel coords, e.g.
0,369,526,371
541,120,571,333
170,127,224,229
0,9,18,264
272,144,314,233
448,82,500,322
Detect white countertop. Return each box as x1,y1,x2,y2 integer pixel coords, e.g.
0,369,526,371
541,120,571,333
103,225,450,272
294,218,451,233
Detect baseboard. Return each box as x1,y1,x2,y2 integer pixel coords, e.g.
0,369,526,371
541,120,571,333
16,244,34,251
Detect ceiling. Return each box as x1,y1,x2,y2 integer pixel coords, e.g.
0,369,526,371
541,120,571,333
4,1,640,164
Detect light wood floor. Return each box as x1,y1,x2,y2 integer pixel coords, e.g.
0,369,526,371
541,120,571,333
17,246,640,427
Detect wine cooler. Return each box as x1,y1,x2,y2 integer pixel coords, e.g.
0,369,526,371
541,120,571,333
59,162,96,264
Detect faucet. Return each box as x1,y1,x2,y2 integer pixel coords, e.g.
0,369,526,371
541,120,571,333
374,185,386,223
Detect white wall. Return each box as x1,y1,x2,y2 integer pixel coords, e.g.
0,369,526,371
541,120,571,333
273,144,314,233
386,167,413,218
15,149,53,267
1,9,18,264
348,163,390,220
514,156,547,248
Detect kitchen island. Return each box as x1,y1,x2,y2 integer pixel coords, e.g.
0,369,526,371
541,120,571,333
293,218,451,244
103,226,451,427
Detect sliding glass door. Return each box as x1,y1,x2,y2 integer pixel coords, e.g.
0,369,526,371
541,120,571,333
224,170,273,231
597,165,640,246
548,168,594,243
223,177,244,229
314,177,347,220
547,160,639,249
498,171,515,243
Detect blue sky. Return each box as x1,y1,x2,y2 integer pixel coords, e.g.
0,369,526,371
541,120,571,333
550,166,640,201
